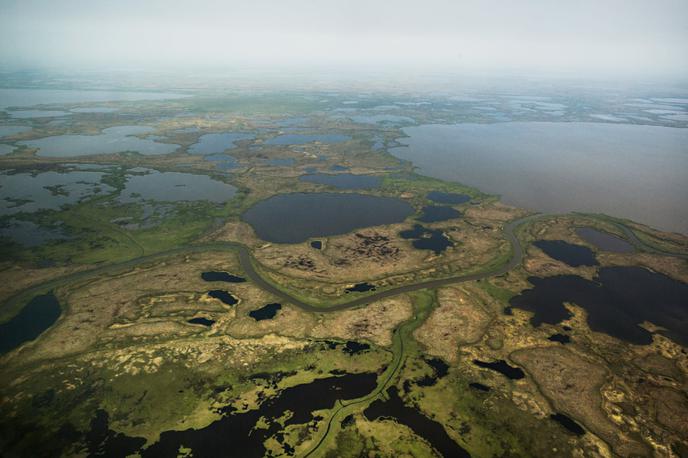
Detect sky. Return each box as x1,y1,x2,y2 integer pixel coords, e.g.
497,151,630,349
1,0,687,79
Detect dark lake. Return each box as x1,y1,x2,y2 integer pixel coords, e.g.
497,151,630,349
242,193,414,243
0,293,61,354
469,382,491,392
417,205,461,223
509,266,688,345
299,173,382,189
575,227,634,253
548,333,571,344
249,303,282,320
144,372,377,458
392,122,688,233
345,282,376,293
364,386,471,458
310,240,322,249
201,272,246,283
416,357,450,387
550,413,585,436
188,317,215,327
400,225,453,254
188,133,254,155
473,360,525,380
207,290,238,306
426,191,471,205
532,240,598,267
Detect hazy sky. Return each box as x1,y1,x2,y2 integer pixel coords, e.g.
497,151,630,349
1,0,687,78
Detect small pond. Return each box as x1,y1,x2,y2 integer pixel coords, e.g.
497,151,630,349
548,333,571,344
188,317,215,327
201,272,246,283
473,359,525,380
249,303,282,321
266,158,295,167
400,225,453,254
345,282,376,293
532,240,598,267
242,193,413,243
207,290,238,306
550,413,585,436
188,133,254,155
575,227,634,253
417,205,461,223
469,382,491,392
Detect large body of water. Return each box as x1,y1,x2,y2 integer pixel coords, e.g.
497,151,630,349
0,88,188,109
242,192,413,243
391,122,688,233
21,126,179,157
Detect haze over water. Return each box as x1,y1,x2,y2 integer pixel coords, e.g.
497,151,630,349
392,122,688,233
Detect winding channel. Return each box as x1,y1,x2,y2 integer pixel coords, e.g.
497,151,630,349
1,214,535,325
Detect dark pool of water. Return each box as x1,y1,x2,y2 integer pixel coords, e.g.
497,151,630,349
188,317,215,327
203,153,238,170
299,173,381,189
426,191,471,205
201,272,246,283
310,240,322,249
364,386,471,458
417,357,450,387
550,413,585,436
0,293,61,355
330,164,350,171
575,227,634,253
509,266,688,345
242,193,414,244
547,333,571,344
469,382,491,392
417,205,461,223
189,133,253,155
1,170,114,216
399,224,453,254
266,158,295,167
86,409,146,457
249,303,282,321
473,360,525,380
119,169,237,204
144,372,378,458
532,240,598,267
207,290,238,306
343,341,370,355
345,282,376,293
